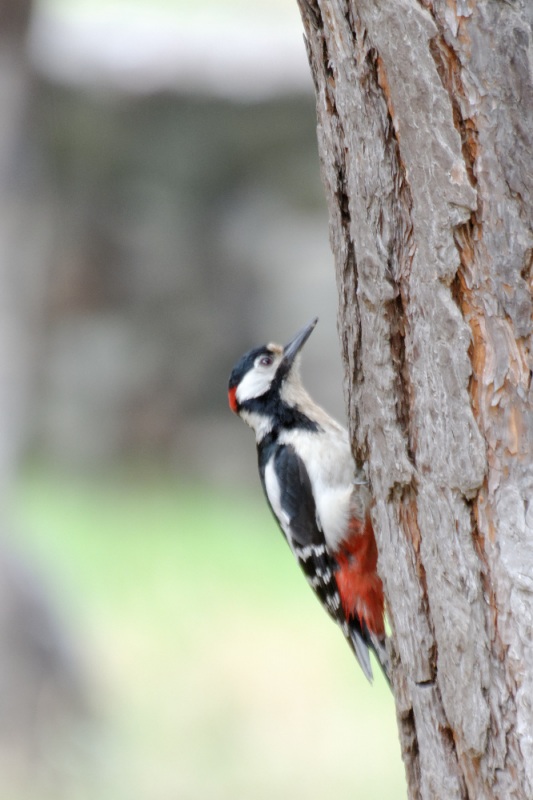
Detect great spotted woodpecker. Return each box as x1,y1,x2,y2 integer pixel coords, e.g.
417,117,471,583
228,318,389,683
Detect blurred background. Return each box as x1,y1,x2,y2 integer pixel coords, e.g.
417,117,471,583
1,0,405,797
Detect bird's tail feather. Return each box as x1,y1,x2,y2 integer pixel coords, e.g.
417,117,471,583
349,624,391,686
350,628,374,682
369,632,391,687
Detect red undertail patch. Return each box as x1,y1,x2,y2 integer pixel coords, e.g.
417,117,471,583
335,515,385,638
228,386,238,414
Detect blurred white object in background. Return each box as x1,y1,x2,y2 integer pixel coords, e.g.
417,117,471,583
30,2,312,98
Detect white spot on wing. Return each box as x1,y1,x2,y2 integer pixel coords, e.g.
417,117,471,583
316,566,332,583
264,457,290,530
296,543,326,560
325,593,341,611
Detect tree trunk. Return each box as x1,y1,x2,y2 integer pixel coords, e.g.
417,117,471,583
296,1,533,798
0,2,88,792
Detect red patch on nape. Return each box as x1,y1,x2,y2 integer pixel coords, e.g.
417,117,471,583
335,515,385,638
228,386,239,414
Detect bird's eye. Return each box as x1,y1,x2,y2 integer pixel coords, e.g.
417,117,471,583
259,355,273,367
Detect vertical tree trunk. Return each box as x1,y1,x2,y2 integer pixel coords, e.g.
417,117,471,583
296,1,533,798
0,3,88,792
0,0,38,490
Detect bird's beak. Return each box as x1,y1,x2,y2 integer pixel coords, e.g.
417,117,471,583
281,317,318,369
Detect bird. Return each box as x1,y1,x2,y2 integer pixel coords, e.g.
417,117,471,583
228,317,389,683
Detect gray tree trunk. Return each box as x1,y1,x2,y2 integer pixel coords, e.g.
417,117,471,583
296,1,533,798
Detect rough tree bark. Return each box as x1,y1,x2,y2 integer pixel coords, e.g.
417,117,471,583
296,1,533,798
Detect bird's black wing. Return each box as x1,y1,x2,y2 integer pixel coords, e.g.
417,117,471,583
273,443,323,548
264,444,345,616
258,442,375,681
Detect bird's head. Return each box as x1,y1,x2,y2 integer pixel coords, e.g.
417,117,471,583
228,317,318,421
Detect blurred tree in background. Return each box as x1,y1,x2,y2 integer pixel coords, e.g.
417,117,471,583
28,1,342,481
0,0,88,795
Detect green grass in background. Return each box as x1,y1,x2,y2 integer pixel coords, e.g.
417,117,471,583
11,467,406,800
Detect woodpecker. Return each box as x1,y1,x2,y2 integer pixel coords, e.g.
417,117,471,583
228,318,389,683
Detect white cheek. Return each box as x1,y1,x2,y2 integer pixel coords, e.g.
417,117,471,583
236,368,273,403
